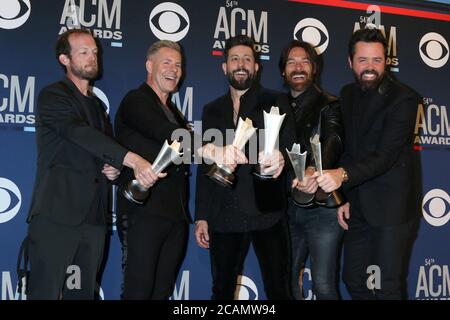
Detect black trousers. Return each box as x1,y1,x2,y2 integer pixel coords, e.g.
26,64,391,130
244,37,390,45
118,213,188,300
343,209,415,300
27,215,105,300
209,219,292,300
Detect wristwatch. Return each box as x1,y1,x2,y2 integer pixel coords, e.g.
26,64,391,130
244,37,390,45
341,168,349,183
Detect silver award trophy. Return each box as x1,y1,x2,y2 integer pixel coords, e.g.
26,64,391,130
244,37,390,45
286,143,315,207
310,133,346,208
207,117,256,187
122,140,183,205
253,106,286,179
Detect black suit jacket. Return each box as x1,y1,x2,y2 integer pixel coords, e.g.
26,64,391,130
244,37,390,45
340,75,419,226
115,83,191,223
27,78,128,226
195,84,294,231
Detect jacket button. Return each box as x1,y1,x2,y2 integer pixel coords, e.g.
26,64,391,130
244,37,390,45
95,178,99,183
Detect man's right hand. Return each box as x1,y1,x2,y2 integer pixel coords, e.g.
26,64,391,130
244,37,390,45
337,202,350,230
123,152,166,188
195,220,210,249
204,144,247,171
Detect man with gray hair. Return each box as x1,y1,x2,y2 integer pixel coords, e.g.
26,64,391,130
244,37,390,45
114,40,191,299
114,40,240,299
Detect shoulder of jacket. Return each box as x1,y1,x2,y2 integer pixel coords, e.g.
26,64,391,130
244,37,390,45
322,90,339,105
340,83,355,97
381,76,418,104
204,94,228,111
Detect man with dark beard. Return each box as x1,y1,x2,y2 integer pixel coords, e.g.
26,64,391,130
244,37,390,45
277,40,344,299
317,28,419,299
22,29,161,299
195,35,293,299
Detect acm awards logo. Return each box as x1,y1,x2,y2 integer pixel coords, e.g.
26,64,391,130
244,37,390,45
422,189,450,227
234,275,258,300
419,32,449,69
58,0,123,45
171,270,190,300
0,177,21,224
293,18,329,55
0,270,105,300
149,2,190,42
353,6,400,72
416,259,450,300
2,271,26,300
212,2,270,60
0,0,31,30
415,97,450,148
0,74,35,127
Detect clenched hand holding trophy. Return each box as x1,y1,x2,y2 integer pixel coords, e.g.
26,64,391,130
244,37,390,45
207,117,256,187
121,140,183,205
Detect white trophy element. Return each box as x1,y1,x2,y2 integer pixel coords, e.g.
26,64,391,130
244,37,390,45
310,133,323,175
286,143,315,207
310,133,346,208
254,106,286,179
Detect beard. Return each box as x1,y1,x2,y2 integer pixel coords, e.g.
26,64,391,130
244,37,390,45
355,69,384,91
70,62,98,81
227,68,255,90
286,71,313,92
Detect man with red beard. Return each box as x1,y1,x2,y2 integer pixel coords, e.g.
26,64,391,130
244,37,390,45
317,28,419,299
195,35,293,299
277,40,344,299
23,29,160,299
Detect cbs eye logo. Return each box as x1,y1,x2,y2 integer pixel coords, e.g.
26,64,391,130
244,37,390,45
0,177,22,223
419,32,449,69
422,189,450,227
234,275,259,300
293,18,329,55
149,2,189,42
0,0,31,29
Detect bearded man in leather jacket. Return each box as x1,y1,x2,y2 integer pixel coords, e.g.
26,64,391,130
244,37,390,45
277,40,344,299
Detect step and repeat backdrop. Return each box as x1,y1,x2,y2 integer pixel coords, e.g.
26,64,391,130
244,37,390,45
1,0,449,300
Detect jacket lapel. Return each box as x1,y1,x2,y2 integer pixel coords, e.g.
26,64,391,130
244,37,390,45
359,76,391,139
61,77,95,127
140,83,189,129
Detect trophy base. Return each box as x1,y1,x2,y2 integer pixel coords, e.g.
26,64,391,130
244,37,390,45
207,164,235,187
291,188,315,208
121,180,149,205
314,188,346,208
252,165,275,180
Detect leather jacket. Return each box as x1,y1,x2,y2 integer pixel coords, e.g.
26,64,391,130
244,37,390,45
279,84,344,169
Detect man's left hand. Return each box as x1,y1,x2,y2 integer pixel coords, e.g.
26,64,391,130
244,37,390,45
102,164,120,181
258,150,285,179
316,168,343,192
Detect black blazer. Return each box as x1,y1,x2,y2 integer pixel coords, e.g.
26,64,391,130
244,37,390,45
27,78,128,226
195,84,294,230
115,83,191,223
340,75,419,227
